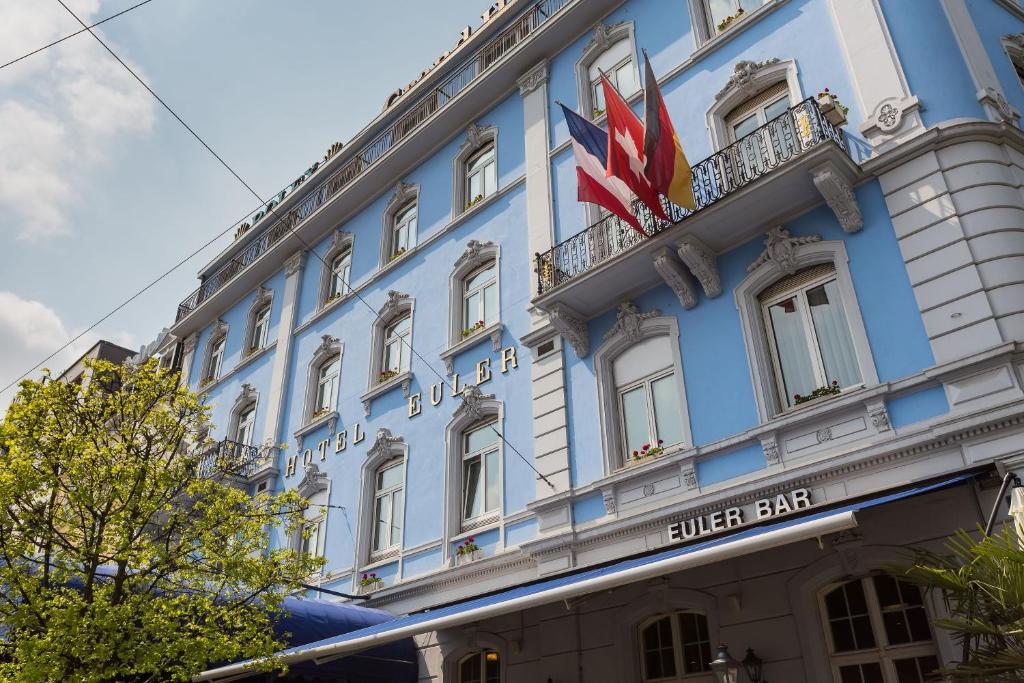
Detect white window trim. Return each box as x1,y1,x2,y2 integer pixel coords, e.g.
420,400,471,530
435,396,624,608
200,319,229,383
593,305,693,473
575,22,638,119
318,229,354,308
460,419,501,526
443,390,503,551
355,429,408,567
1002,34,1024,91
442,632,508,683
735,238,878,423
244,286,273,356
446,240,502,351
706,58,801,151
301,334,343,424
686,0,787,47
452,123,498,217
362,291,415,412
226,383,259,446
613,587,720,683
380,182,418,269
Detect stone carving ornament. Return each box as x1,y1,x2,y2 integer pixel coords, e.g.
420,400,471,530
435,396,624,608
747,227,822,275
604,301,661,342
716,58,781,100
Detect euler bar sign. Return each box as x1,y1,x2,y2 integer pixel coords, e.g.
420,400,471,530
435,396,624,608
667,489,813,543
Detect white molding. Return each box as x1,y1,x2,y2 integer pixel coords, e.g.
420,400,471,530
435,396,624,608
364,290,415,415
446,240,501,354
542,301,589,358
706,57,802,151
651,247,698,310
735,238,879,423
262,249,305,456
574,21,637,117
242,286,273,356
452,123,498,218
300,334,343,428
440,322,504,375
199,319,229,384
354,428,408,573
226,382,259,442
380,182,419,269
676,234,721,298
317,229,354,308
810,163,864,233
593,302,694,473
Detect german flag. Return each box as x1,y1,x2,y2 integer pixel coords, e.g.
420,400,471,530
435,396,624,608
642,52,695,210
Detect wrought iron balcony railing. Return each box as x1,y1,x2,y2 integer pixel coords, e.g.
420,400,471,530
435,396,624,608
176,0,572,323
197,438,268,480
534,97,847,295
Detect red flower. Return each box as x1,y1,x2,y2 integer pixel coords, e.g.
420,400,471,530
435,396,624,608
794,394,801,400
632,450,638,456
824,87,830,93
371,573,377,578
362,573,368,579
657,439,664,444
467,537,474,543
832,380,839,386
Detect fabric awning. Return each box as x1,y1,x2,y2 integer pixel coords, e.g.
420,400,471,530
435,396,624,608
195,473,972,682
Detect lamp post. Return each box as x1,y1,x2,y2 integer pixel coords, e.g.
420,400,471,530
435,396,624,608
742,648,766,683
710,644,740,683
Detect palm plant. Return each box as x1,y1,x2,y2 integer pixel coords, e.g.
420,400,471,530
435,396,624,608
887,527,1024,681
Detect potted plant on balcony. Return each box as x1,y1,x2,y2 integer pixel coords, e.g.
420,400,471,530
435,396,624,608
389,247,407,263
311,406,332,421
378,369,399,384
816,88,849,127
455,537,483,566
465,194,485,211
358,572,383,594
716,7,746,33
793,380,842,406
199,376,215,389
630,440,665,464
461,320,486,338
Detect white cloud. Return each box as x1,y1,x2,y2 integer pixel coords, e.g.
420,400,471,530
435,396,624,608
0,291,136,417
0,0,155,241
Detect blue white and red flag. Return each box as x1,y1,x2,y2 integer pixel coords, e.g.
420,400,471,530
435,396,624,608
559,103,647,236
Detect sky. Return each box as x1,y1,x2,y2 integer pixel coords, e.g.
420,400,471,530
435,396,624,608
0,0,486,414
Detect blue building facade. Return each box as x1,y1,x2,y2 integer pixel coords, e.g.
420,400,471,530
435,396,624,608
155,1,1024,681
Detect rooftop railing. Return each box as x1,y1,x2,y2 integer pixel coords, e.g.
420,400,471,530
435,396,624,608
534,97,847,295
176,0,571,323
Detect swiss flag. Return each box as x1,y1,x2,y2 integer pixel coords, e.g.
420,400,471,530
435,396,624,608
601,74,670,223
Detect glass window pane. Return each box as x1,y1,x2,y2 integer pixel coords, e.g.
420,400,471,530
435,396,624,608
469,171,482,201
373,495,388,551
384,340,400,372
616,61,637,96
592,82,605,112
767,296,818,406
651,375,684,447
707,0,739,29
621,386,650,455
463,457,483,520
460,654,482,683
852,616,875,650
825,586,849,618
838,664,862,683
378,463,403,490
830,619,856,652
390,488,404,546
484,450,500,512
466,422,499,453
484,160,496,197
807,280,861,388
906,606,932,642
483,283,498,325
464,291,480,327
465,263,495,291
641,617,676,680
763,95,790,121
732,112,759,139
484,652,500,683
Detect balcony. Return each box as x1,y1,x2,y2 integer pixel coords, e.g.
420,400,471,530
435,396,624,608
174,0,607,329
197,438,273,481
533,98,864,338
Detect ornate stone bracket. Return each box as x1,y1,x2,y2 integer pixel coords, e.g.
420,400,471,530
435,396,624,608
516,60,548,96
858,95,923,149
676,235,721,298
465,122,493,151
454,240,496,274
760,434,781,466
545,302,589,358
379,290,411,320
367,428,404,461
810,165,863,234
978,86,1020,125
297,463,329,498
865,399,891,433
284,250,306,277
603,301,661,342
681,462,698,490
652,247,698,309
747,227,822,275
453,384,496,422
601,486,617,515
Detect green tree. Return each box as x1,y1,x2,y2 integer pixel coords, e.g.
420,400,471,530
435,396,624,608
0,359,322,683
888,528,1024,681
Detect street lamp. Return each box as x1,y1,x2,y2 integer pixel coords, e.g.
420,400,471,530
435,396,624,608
742,648,765,683
710,644,740,683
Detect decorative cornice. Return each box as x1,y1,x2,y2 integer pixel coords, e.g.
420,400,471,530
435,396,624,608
379,290,412,320
328,229,353,253
715,58,781,100
183,333,198,354
464,122,494,151
811,165,863,233
584,22,627,55
676,235,721,298
545,302,589,358
603,301,661,342
388,181,417,209
651,247,698,310
747,227,822,275
314,334,341,358
453,384,496,422
367,427,404,461
297,463,329,498
454,239,496,274
516,60,549,96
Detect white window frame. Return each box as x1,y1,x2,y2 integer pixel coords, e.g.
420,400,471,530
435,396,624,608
706,59,801,152
243,286,273,356
235,405,256,446
355,429,408,566
381,181,418,267
443,392,503,547
735,239,877,422
637,612,714,682
329,250,352,299
299,518,322,559
463,262,498,332
445,241,501,357
250,305,270,351
390,203,417,260
575,22,638,120
371,458,405,555
382,314,412,376
452,123,498,216
363,293,415,409
314,355,340,416
617,367,686,459
818,575,940,683
460,418,502,526
464,144,497,208
457,650,502,683
593,307,693,473
302,334,343,424
201,320,229,384
318,229,354,308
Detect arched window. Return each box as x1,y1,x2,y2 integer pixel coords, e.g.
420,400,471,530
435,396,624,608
235,405,256,446
328,249,351,300
319,230,354,307
465,144,496,209
249,305,270,352
458,650,501,683
208,337,225,380
463,261,498,334
820,576,939,683
389,203,416,261
313,355,340,418
201,323,228,386
723,81,796,180
576,23,639,119
461,419,501,524
371,458,404,554
760,263,861,410
639,612,713,681
382,314,411,378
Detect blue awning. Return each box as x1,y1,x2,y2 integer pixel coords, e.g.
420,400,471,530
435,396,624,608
196,473,973,682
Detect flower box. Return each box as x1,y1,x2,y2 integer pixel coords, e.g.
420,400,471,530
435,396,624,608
716,7,746,33
461,320,486,338
378,369,399,384
793,381,841,406
816,90,848,127
357,572,383,594
455,538,483,566
629,441,665,465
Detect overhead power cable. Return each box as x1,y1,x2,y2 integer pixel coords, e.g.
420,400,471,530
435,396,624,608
40,0,556,490
0,0,156,71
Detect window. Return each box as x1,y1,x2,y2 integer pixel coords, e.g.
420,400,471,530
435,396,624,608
463,261,498,333
300,520,321,558
371,459,404,554
639,612,713,681
459,650,500,683
382,314,412,376
235,405,256,446
465,144,496,208
614,336,686,460
821,576,940,683
760,264,862,410
578,27,639,118
390,204,416,260
314,355,340,416
703,0,767,35
206,336,225,382
723,81,794,180
462,420,500,524
250,305,270,351
328,249,351,299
